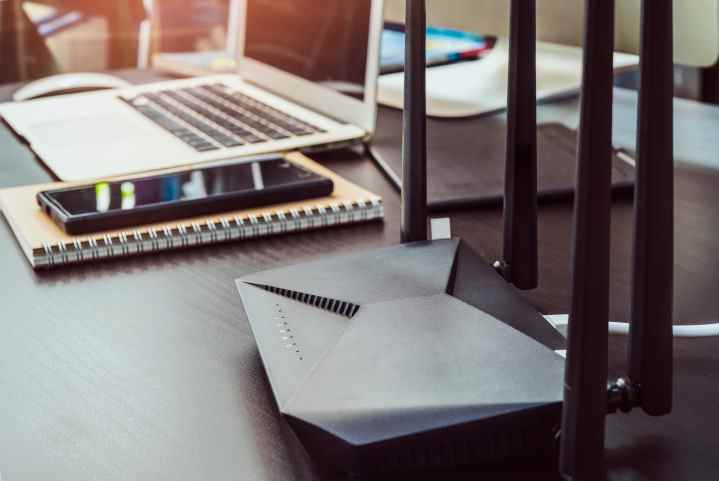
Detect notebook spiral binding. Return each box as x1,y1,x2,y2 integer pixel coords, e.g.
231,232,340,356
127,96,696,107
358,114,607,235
34,199,383,268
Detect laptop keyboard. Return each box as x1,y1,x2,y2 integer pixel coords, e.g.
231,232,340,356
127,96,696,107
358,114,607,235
125,84,325,152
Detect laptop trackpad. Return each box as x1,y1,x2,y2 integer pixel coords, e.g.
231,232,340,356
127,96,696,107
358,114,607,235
25,114,157,147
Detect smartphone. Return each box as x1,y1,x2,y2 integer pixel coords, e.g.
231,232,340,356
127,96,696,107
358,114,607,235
37,156,334,235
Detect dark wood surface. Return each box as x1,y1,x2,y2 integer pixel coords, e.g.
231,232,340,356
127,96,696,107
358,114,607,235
1,71,718,481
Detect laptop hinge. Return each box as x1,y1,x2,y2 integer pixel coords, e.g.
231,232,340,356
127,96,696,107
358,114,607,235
300,138,364,155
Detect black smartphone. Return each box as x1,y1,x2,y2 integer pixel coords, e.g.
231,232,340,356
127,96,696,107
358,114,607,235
37,156,334,235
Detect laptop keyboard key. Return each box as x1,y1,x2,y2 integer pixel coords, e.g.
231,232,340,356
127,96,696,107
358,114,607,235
127,96,221,152
243,134,267,144
266,130,290,140
195,143,219,152
217,136,244,147
126,82,330,152
189,86,323,136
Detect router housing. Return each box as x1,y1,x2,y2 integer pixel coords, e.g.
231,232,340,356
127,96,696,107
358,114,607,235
235,0,675,476
237,238,566,474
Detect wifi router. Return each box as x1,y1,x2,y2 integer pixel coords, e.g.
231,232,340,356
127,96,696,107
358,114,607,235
237,238,566,474
235,0,675,478
234,0,564,474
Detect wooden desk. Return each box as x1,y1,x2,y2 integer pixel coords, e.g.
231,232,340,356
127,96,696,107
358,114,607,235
1,72,718,481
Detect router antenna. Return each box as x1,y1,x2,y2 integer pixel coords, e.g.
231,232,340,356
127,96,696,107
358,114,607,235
559,0,615,479
501,0,538,289
627,0,674,416
400,0,428,243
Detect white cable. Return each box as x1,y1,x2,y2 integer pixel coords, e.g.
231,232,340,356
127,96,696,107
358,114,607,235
137,0,155,69
226,0,245,58
543,314,719,338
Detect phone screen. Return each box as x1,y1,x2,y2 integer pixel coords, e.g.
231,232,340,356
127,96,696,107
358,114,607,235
47,158,321,215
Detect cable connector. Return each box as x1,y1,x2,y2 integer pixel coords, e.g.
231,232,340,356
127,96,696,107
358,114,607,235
493,259,509,278
607,377,642,414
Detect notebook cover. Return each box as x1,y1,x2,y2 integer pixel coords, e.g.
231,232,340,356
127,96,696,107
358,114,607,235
0,152,383,268
371,121,635,208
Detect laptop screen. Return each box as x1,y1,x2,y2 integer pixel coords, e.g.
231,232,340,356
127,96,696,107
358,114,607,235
244,0,372,100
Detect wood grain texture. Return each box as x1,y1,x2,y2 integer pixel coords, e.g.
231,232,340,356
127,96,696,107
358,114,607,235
1,71,718,481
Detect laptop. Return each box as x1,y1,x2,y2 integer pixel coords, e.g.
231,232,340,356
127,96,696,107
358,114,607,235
0,0,384,181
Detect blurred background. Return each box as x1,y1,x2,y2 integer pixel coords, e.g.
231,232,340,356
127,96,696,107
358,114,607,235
2,0,719,101
0,0,230,82
384,0,719,102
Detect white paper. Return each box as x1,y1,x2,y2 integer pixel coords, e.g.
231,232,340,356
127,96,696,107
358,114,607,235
377,39,639,118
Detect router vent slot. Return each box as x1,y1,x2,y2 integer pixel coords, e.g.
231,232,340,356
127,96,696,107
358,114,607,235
246,282,360,318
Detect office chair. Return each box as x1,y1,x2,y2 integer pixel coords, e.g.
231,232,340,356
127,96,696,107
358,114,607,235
0,0,149,82
0,0,56,82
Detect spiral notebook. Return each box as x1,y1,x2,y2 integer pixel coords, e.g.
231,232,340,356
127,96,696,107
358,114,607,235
0,153,384,269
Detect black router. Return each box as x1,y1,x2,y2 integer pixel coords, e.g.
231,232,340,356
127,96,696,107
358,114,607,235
237,0,675,478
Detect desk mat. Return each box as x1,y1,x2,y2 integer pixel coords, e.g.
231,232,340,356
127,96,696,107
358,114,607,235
371,117,635,210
